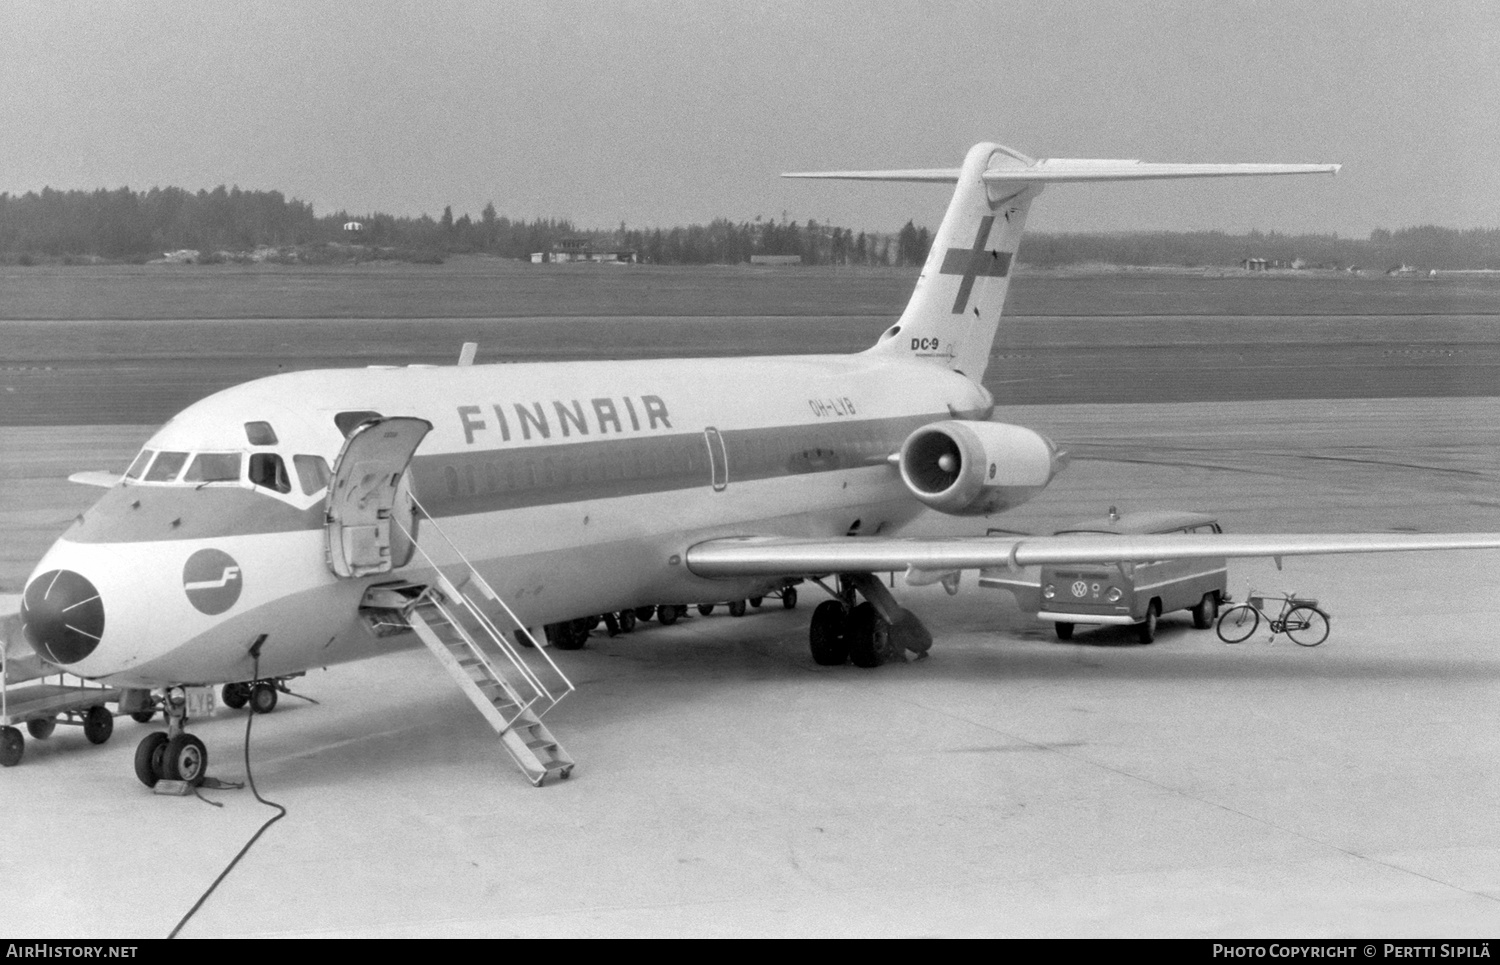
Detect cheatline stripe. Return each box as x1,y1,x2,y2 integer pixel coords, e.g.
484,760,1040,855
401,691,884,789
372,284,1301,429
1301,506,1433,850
411,411,948,519
63,409,976,542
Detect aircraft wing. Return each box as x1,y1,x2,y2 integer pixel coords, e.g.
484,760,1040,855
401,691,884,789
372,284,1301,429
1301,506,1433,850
686,533,1500,581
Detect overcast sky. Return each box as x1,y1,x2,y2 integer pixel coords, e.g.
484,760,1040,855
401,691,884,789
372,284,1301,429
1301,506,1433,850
3,1,1496,236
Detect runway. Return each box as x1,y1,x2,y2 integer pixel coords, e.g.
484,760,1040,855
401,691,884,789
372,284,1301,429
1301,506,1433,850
4,397,1499,936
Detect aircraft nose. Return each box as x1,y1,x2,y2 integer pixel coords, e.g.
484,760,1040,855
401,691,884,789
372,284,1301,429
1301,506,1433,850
20,569,106,665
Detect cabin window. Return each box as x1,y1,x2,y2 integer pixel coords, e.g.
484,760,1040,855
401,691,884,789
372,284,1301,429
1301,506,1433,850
184,452,243,484
125,449,155,480
293,455,331,496
145,451,189,482
244,421,278,446
485,462,499,493
463,463,477,495
335,411,383,438
248,453,292,494
443,465,459,497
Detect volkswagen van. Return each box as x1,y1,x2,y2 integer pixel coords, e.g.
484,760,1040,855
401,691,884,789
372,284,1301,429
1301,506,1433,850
980,510,1227,642
1037,510,1226,642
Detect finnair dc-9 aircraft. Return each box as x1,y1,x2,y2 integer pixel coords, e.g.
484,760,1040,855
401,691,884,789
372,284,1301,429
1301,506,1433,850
14,142,1500,788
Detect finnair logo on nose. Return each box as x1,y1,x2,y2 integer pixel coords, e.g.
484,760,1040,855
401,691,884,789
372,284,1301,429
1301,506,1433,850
183,548,243,615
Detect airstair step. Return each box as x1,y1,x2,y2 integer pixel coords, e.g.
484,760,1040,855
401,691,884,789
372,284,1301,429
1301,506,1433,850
401,533,574,786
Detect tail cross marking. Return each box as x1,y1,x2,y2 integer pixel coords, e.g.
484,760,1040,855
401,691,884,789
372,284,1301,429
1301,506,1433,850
937,215,1012,314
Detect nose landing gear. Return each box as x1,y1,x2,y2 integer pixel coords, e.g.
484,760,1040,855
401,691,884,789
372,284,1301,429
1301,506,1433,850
133,687,209,789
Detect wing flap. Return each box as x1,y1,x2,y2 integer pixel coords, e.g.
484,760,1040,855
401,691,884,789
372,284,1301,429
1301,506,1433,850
686,533,1500,578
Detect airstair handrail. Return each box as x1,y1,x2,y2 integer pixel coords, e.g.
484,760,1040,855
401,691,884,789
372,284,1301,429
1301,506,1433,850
397,492,575,707
393,515,562,712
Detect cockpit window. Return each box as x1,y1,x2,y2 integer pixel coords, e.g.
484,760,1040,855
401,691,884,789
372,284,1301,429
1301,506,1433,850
144,451,189,482
293,454,331,496
125,449,155,480
249,453,292,494
184,452,243,484
245,421,279,446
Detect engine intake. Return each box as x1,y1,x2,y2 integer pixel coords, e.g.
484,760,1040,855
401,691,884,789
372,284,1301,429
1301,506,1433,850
898,420,1062,515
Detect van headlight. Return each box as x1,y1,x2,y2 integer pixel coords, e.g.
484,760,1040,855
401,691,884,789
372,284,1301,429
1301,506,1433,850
1043,584,1055,599
1106,587,1123,602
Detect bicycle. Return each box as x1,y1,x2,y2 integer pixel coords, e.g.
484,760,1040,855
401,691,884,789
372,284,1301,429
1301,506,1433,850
1215,590,1330,646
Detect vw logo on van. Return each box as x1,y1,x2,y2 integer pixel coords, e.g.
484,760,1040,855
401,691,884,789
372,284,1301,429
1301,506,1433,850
183,548,243,615
1071,580,1088,598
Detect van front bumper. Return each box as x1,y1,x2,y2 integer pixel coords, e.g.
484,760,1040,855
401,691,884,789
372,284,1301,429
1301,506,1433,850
1035,611,1138,625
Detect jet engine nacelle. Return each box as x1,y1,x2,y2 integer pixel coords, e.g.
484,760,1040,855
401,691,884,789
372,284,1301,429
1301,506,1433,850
898,420,1061,515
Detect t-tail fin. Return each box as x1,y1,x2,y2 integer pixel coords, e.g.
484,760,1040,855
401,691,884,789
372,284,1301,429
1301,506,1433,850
785,142,1339,383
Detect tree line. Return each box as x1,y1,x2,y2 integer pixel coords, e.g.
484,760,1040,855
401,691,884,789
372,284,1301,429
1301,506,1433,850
1,184,1497,270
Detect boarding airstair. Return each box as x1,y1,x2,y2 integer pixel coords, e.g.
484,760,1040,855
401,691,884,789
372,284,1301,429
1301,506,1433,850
328,417,575,786
380,495,575,787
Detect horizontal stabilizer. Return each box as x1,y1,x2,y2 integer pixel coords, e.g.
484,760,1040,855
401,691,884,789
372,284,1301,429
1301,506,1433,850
686,532,1500,578
784,156,1339,184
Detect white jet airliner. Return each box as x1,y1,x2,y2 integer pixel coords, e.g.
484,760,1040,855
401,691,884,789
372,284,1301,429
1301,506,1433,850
14,142,1500,788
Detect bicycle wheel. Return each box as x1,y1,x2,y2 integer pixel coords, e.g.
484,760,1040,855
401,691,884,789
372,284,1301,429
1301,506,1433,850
1284,605,1330,647
1216,604,1260,643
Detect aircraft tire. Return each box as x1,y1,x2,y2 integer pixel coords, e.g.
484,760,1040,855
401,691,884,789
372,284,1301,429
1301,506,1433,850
549,620,587,650
1137,601,1160,645
618,610,636,633
657,605,679,626
83,706,113,745
1192,593,1219,630
633,606,656,621
131,710,155,724
222,682,251,710
27,716,56,740
250,682,279,714
697,604,715,616
0,726,23,767
164,733,207,787
728,600,747,617
809,600,849,666
1055,622,1075,641
749,597,763,608
781,587,798,610
847,602,887,669
134,732,168,787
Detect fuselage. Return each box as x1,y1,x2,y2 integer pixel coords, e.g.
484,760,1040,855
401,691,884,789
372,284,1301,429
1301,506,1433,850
24,350,997,688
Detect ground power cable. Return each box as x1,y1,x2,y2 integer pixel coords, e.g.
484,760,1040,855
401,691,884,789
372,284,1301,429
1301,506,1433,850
168,635,287,939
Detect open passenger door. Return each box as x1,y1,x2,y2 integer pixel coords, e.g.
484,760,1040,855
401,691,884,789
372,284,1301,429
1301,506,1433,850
324,417,433,579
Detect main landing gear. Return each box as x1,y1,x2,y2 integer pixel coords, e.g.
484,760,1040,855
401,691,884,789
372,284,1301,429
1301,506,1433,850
221,678,291,715
133,686,208,788
807,575,933,669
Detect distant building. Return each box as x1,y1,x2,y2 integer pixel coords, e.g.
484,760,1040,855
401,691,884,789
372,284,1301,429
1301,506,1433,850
750,254,802,266
531,238,636,263
1242,257,1268,271
160,249,200,264
342,221,365,233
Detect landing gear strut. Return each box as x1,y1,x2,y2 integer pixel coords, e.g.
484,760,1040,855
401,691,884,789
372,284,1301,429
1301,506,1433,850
804,574,932,669
133,686,208,788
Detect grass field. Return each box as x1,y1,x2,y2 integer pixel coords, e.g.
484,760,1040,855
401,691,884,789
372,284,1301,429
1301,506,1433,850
3,258,1500,320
